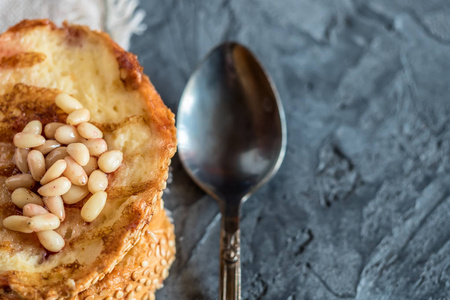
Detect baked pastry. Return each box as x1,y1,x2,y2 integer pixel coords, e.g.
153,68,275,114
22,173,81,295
0,20,176,299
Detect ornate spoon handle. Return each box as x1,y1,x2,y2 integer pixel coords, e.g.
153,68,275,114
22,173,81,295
219,214,241,300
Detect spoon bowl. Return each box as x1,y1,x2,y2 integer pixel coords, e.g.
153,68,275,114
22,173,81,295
177,42,286,299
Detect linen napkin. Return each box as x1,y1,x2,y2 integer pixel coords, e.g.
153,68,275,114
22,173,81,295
0,0,146,50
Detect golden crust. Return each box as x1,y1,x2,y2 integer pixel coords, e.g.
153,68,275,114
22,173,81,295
75,204,175,300
0,20,176,299
0,202,175,300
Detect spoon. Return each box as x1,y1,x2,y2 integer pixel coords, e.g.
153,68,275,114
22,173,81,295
177,42,286,299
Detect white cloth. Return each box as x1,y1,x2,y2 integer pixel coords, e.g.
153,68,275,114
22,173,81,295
0,0,146,50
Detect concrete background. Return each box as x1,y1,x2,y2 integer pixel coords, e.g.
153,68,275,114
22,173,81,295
131,1,450,299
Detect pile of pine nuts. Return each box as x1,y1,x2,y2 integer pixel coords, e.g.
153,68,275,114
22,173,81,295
2,93,123,252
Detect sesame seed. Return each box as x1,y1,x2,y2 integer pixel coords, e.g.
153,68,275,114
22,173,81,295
115,290,124,298
135,285,142,292
145,278,151,286
66,279,75,289
131,271,139,281
125,284,133,293
161,259,168,266
139,278,146,284
162,269,169,278
145,206,152,214
141,260,149,268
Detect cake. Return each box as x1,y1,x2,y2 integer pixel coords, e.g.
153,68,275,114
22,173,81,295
0,19,177,300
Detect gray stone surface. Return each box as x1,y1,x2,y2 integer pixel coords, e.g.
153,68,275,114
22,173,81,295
130,1,450,299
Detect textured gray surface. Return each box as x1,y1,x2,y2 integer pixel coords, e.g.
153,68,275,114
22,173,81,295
130,1,450,299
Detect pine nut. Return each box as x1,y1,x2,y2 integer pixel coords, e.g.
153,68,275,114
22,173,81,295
38,177,71,197
82,156,98,176
88,170,108,193
2,216,33,233
40,159,67,185
23,204,49,217
45,147,68,169
43,196,65,221
27,213,60,231
11,188,44,208
14,148,29,173
55,125,83,145
55,93,83,114
82,138,107,156
22,120,43,134
28,150,46,181
63,156,88,186
67,108,90,126
44,122,65,139
33,139,61,155
67,143,90,166
62,184,89,204
77,122,103,139
98,150,123,173
5,174,35,190
37,230,65,252
80,191,107,222
13,132,45,148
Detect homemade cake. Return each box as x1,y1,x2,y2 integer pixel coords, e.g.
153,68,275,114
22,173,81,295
0,19,177,299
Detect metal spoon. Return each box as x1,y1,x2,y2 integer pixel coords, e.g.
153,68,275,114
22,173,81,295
177,42,286,300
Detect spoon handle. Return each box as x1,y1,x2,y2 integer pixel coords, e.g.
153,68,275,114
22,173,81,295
219,214,241,300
